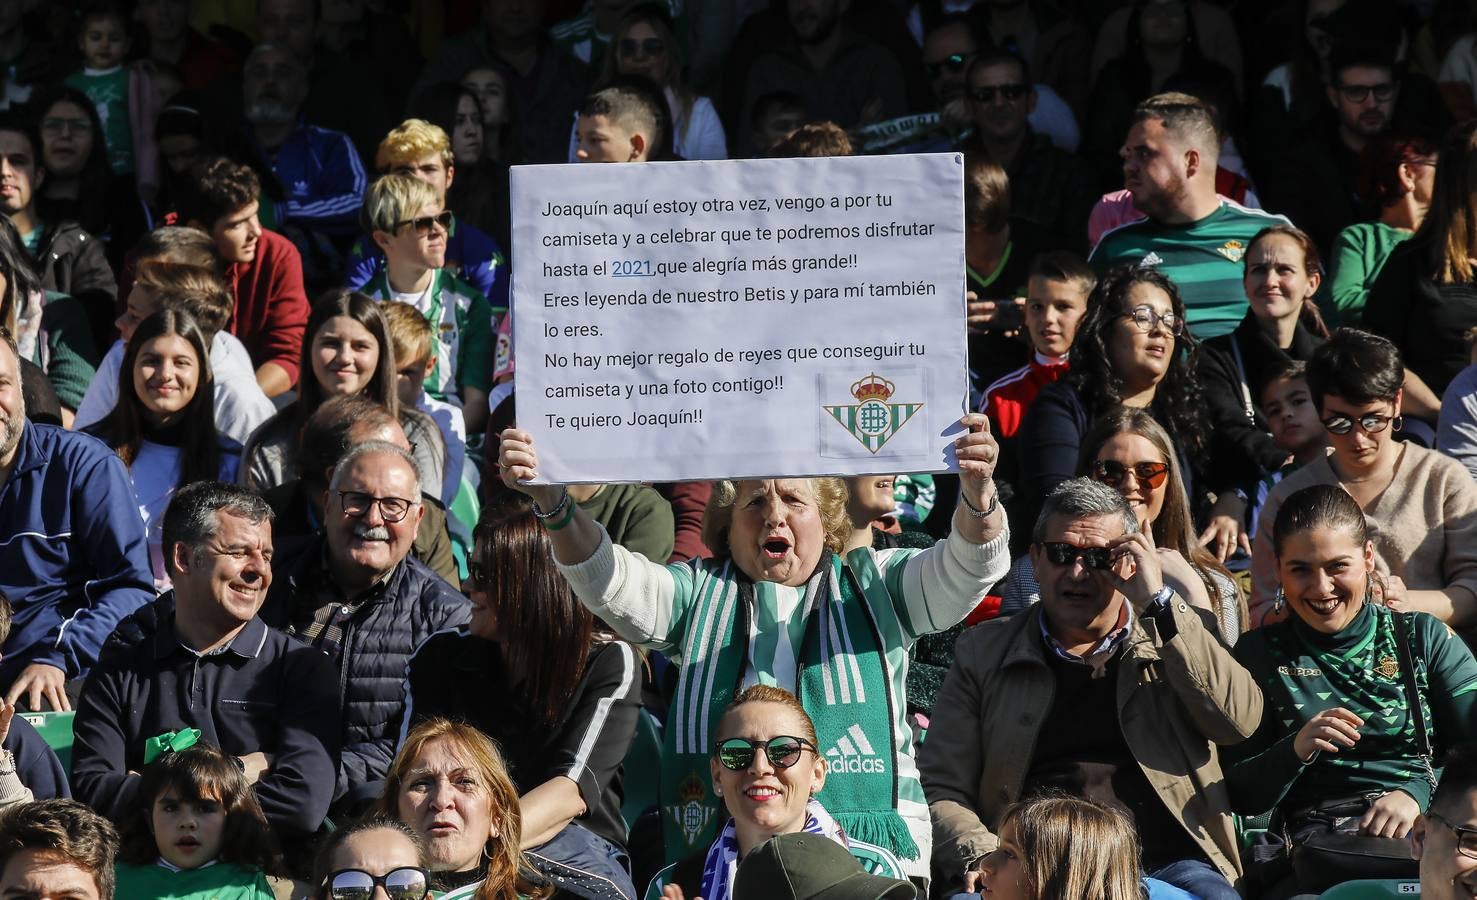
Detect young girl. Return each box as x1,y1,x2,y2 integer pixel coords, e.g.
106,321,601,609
115,743,279,899
86,308,241,588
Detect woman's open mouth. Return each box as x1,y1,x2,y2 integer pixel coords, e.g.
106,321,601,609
761,537,791,560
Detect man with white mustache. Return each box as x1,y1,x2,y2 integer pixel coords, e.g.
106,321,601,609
262,440,467,809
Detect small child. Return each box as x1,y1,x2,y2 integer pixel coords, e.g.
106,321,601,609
114,741,278,899
1247,359,1326,536
574,83,665,163
64,1,137,176
381,299,470,515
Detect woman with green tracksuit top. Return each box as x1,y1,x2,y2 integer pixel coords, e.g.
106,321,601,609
1225,483,1477,895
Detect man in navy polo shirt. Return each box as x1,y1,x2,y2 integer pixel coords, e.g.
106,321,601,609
70,481,341,840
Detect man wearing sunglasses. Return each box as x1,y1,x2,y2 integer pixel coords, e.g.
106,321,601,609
1414,745,1477,900
920,478,1260,900
262,440,467,809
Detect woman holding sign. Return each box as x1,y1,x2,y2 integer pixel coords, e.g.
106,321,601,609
497,413,1009,882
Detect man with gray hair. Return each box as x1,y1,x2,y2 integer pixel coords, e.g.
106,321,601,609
1089,92,1289,340
919,477,1261,900
71,481,341,840
263,440,468,806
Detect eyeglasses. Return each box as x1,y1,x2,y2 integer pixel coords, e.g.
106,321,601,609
337,491,418,523
619,37,665,59
925,53,973,79
1038,542,1115,570
1426,811,1477,860
715,736,816,771
968,83,1030,104
1092,459,1170,490
394,210,453,237
1336,82,1398,104
40,117,92,135
324,866,430,900
1321,412,1396,435
1122,304,1184,336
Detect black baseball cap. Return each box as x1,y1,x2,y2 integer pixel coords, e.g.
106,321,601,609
733,834,917,900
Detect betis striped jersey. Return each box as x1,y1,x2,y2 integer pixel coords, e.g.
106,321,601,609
1089,200,1291,339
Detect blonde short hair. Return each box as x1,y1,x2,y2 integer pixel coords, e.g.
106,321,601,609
702,478,850,558
375,118,454,172
380,300,433,367
360,174,439,236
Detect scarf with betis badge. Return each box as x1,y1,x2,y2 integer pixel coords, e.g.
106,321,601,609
658,549,916,864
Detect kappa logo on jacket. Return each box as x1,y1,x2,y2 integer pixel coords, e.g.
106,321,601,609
823,724,886,774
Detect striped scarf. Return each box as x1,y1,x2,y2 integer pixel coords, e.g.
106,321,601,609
659,551,915,864
699,800,846,900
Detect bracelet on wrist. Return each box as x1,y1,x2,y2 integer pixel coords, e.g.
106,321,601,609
960,483,999,519
542,503,578,531
532,487,571,521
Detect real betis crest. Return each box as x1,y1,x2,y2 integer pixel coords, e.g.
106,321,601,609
665,774,715,848
824,373,923,454
1217,239,1246,262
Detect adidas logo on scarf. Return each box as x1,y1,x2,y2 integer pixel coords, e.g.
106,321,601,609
824,724,886,774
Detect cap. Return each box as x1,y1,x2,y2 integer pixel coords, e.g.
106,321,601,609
733,834,916,900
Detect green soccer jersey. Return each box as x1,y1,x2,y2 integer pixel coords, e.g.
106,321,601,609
65,67,133,175
1089,200,1290,339
113,861,275,900
362,268,499,399
1226,604,1477,816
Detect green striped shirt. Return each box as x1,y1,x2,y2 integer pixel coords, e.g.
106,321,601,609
362,269,499,398
1089,201,1290,339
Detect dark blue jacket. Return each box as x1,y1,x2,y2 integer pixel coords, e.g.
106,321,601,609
0,421,152,683
70,597,341,836
343,212,509,312
268,121,367,235
262,538,468,795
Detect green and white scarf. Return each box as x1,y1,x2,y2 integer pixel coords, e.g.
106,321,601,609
659,549,917,864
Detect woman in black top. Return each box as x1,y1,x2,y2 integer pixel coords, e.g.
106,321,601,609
400,495,641,900
1198,225,1328,505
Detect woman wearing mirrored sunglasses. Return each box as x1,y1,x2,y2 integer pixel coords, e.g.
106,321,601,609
1248,328,1477,630
1002,407,1243,643
398,497,640,900
648,685,906,900
312,817,436,900
1018,266,1208,556
586,5,725,160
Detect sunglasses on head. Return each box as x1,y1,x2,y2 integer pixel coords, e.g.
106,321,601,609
323,866,430,900
395,210,453,237
1321,412,1397,435
1039,542,1115,570
715,736,815,770
925,53,973,78
968,83,1029,104
1092,459,1170,490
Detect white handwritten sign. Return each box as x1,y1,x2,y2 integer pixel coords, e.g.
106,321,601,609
511,153,967,483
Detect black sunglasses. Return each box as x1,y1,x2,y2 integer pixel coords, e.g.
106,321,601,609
324,866,430,900
1321,413,1396,436
1039,542,1114,570
395,210,453,237
715,736,816,771
925,53,973,78
968,83,1029,104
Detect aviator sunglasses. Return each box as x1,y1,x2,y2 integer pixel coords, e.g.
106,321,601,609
715,736,816,770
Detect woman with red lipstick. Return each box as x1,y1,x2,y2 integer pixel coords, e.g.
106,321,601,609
114,744,279,899
1248,329,1477,629
649,685,906,900
498,410,1011,879
86,308,240,589
1227,484,1477,895
240,290,445,498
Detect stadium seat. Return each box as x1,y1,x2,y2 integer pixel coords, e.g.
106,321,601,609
622,709,663,832
1318,879,1422,900
20,711,75,773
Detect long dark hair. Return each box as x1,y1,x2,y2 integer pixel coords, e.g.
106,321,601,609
96,308,220,487
472,495,601,726
1272,482,1370,558
1417,118,1477,284
0,215,41,336
30,85,113,237
1068,265,1206,461
295,290,398,426
117,744,281,873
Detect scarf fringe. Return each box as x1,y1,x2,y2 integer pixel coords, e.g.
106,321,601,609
835,810,919,860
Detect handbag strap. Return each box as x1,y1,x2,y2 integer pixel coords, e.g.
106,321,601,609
1229,335,1257,422
1391,611,1437,787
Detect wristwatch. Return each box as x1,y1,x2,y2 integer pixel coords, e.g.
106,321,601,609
1143,584,1175,618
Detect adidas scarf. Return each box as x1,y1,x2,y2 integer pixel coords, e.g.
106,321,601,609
698,800,846,900
659,550,917,864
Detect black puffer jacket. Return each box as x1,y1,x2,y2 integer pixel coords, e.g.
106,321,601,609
34,221,117,354
263,538,469,795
